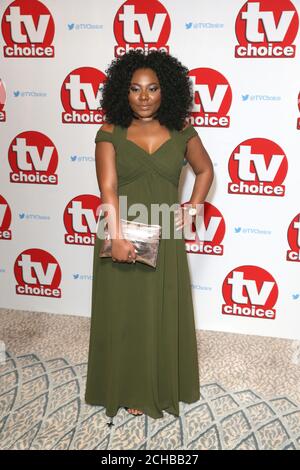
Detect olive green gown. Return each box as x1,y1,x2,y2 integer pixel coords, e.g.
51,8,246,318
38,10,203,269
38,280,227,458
85,123,200,419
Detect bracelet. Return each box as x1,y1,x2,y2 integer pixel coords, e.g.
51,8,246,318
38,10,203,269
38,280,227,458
184,202,204,216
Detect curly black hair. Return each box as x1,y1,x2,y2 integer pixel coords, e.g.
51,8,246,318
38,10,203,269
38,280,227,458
99,50,194,131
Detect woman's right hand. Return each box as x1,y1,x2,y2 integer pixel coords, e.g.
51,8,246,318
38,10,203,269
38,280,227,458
111,239,137,263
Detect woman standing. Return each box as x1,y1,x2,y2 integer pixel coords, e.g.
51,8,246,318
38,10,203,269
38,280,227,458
85,50,214,419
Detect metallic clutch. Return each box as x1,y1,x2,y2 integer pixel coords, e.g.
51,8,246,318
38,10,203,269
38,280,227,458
99,218,162,268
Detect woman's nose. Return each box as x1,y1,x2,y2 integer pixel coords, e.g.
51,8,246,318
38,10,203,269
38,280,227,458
139,91,149,100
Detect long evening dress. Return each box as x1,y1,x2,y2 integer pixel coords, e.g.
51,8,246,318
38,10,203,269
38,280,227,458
85,123,200,419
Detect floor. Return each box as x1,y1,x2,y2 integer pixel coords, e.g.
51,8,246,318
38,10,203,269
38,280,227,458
0,308,300,450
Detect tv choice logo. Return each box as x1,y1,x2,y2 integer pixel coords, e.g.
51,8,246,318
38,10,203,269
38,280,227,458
286,213,300,262
1,0,55,58
61,67,107,124
222,265,278,320
114,0,170,56
188,68,232,128
185,202,225,256
0,78,6,121
8,131,58,185
64,195,101,246
228,138,288,197
0,195,12,240
235,0,298,58
14,249,61,298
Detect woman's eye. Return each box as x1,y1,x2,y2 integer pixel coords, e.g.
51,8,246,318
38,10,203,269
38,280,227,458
130,87,159,92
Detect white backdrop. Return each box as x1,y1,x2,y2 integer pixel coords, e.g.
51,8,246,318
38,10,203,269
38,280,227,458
0,0,299,340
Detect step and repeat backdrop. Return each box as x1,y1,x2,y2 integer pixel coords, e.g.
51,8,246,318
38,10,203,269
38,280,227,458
0,0,299,340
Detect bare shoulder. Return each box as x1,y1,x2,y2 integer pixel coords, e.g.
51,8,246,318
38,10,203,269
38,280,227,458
179,121,193,132
99,122,115,133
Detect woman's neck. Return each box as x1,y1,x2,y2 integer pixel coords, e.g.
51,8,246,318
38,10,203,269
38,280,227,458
132,111,159,121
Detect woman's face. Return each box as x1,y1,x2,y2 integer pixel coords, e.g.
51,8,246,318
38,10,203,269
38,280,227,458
128,68,161,119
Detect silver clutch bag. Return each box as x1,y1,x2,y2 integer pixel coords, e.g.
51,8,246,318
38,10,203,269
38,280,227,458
99,218,162,268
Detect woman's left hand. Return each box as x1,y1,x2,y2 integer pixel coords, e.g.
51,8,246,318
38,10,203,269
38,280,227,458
174,206,195,231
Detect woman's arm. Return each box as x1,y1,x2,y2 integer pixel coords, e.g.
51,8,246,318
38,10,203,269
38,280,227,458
184,130,214,208
95,123,122,239
95,123,136,262
175,126,214,231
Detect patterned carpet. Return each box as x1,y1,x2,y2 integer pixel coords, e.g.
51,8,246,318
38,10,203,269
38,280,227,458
1,351,300,450
0,310,300,450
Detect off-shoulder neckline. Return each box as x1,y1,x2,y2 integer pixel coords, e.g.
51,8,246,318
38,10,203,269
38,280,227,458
97,123,194,133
